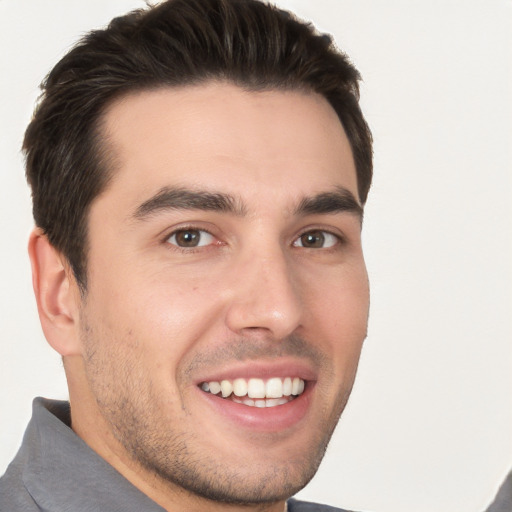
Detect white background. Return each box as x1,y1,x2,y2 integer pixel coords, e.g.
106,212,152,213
0,1,511,511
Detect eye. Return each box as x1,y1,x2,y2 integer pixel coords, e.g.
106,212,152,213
293,230,339,249
167,228,215,248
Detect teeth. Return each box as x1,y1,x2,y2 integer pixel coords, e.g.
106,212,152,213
220,380,233,397
233,378,248,397
232,397,290,408
266,377,283,398
200,376,306,406
232,397,255,406
283,377,292,396
247,378,266,399
292,377,304,395
208,381,221,395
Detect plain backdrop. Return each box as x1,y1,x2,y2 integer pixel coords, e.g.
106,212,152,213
0,1,511,511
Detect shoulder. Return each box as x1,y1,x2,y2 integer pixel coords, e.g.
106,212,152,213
288,497,358,512
0,398,69,512
0,464,40,511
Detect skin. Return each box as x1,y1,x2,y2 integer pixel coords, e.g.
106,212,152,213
30,83,369,512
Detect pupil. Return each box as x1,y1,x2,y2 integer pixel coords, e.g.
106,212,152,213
302,231,324,248
177,230,199,247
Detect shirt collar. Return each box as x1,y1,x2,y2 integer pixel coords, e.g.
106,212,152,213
22,397,165,512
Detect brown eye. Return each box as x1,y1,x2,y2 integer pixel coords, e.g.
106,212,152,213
167,229,214,248
294,230,338,249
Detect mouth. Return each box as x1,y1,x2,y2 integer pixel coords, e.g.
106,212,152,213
199,377,306,408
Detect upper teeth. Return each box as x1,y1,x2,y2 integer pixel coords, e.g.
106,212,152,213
201,377,305,399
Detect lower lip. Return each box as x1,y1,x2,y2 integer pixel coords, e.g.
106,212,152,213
197,384,314,432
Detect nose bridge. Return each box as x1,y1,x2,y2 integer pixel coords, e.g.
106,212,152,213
225,241,302,339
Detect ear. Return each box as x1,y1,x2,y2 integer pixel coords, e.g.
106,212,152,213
28,228,82,356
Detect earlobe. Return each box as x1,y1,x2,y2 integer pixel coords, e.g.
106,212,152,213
28,228,82,356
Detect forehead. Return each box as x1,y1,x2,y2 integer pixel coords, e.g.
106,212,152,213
98,82,358,210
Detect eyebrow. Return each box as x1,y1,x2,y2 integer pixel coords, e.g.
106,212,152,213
294,186,363,220
133,186,246,219
132,185,363,221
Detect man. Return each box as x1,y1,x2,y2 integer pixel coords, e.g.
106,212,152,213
0,0,373,510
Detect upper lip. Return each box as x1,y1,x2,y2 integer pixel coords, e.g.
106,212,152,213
193,359,318,385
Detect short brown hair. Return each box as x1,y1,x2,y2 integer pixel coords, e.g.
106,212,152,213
24,0,373,290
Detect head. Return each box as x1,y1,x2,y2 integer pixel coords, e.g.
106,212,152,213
26,1,373,510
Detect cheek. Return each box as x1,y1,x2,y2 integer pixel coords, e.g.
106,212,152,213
87,265,228,366
304,264,369,363
306,260,369,323
140,272,227,335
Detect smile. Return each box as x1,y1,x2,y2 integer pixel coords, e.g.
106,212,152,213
199,377,306,408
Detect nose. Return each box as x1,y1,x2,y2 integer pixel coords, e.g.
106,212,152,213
224,247,303,340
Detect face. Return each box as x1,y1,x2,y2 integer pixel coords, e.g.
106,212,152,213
74,83,369,507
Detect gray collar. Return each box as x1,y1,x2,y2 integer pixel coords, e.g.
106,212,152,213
20,397,165,511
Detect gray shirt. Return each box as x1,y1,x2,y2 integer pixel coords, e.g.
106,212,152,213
0,398,351,511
